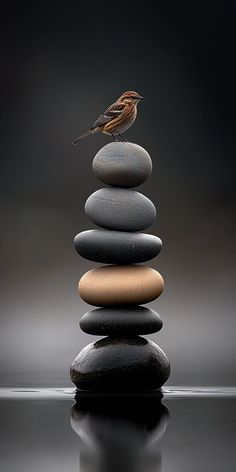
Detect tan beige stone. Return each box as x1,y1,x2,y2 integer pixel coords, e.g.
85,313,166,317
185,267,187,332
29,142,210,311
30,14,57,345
78,265,164,306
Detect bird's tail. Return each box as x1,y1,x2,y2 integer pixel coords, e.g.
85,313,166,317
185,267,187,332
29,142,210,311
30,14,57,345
72,128,97,145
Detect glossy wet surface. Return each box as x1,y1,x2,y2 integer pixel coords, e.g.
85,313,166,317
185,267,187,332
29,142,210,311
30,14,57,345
1,388,236,472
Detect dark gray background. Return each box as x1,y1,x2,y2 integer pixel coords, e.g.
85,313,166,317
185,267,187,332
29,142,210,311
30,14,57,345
1,1,235,387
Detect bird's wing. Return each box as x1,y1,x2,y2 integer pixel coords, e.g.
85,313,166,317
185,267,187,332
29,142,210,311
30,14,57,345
91,102,126,128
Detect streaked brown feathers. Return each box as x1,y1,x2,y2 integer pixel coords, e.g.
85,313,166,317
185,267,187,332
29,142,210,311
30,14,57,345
72,90,143,144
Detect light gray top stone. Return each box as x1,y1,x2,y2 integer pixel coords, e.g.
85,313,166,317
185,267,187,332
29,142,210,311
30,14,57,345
92,142,152,188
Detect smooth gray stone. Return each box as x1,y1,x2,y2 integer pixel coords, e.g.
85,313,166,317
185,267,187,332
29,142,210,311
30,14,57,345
92,142,152,188
74,229,162,264
80,306,163,335
85,188,156,231
70,336,170,391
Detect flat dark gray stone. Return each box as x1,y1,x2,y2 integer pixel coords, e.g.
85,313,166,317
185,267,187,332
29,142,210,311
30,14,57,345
70,337,170,391
79,306,163,335
92,142,152,188
85,188,156,231
74,229,162,264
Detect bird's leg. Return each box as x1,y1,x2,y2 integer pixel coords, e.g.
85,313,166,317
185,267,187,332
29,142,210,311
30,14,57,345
111,134,118,142
119,134,127,142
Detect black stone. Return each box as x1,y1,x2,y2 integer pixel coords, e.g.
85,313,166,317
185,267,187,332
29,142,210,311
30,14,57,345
74,229,162,264
85,188,156,231
70,336,170,391
80,306,163,335
92,142,152,188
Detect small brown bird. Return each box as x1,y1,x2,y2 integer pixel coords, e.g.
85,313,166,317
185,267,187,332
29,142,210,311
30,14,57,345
72,90,144,145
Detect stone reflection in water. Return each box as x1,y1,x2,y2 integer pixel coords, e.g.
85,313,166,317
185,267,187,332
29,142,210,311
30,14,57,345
71,391,169,472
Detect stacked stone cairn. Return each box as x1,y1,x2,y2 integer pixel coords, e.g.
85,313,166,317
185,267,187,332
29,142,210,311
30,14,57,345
70,142,170,391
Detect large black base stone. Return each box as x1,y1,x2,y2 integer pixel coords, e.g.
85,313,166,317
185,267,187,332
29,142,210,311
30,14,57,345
79,306,163,335
70,336,170,391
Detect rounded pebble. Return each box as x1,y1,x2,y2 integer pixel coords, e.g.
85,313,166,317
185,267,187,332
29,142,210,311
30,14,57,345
80,306,163,335
74,229,162,264
85,188,156,231
92,142,152,188
70,336,170,391
79,265,164,306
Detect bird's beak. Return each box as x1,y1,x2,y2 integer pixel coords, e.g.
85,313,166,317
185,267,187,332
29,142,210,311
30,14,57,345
138,95,145,99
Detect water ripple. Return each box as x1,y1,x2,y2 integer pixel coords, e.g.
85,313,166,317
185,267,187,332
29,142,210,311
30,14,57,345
0,387,235,399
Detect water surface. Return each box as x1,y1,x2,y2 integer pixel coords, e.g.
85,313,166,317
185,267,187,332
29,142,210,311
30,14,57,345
1,388,235,472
